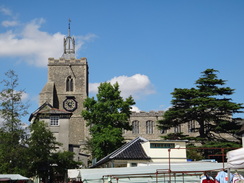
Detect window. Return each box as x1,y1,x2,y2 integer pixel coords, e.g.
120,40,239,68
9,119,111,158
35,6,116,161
160,128,167,134
66,76,73,92
131,163,137,167
132,120,139,134
174,125,181,133
50,116,59,126
146,120,154,134
150,143,175,148
188,121,195,133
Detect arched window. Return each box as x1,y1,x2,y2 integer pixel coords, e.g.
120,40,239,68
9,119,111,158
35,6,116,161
146,120,154,134
174,125,181,133
132,120,139,134
66,76,73,92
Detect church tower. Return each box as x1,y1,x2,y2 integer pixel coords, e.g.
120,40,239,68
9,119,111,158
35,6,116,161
39,21,89,154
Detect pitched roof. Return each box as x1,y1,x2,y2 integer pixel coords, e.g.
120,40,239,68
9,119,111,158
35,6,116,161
29,102,71,121
91,137,151,168
39,107,71,114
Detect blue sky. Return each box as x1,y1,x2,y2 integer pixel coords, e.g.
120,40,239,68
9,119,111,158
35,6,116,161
0,0,244,123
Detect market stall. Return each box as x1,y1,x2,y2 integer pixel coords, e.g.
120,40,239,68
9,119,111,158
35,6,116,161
226,148,244,183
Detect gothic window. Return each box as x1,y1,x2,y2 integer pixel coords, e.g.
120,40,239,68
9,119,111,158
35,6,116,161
132,120,139,134
66,76,73,92
50,116,59,126
174,125,181,133
146,120,154,134
188,121,196,133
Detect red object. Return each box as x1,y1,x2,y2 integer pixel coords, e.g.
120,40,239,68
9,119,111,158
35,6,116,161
202,179,215,183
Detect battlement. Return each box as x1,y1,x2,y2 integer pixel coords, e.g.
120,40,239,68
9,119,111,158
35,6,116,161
131,110,164,117
48,57,87,65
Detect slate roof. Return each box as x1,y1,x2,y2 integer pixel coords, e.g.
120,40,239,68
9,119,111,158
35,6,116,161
91,137,151,168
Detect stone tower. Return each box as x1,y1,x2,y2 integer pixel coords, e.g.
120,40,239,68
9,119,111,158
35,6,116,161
39,21,89,152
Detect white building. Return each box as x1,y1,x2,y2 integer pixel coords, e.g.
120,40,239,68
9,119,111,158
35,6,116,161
91,137,187,168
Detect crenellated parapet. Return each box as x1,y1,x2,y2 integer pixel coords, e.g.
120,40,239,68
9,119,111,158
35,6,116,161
48,57,87,66
130,111,164,117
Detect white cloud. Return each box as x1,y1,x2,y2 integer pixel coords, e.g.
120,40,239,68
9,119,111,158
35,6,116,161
0,90,29,102
89,82,100,94
0,6,18,27
131,105,140,112
0,19,63,67
21,92,29,101
0,13,96,67
0,6,12,16
2,20,18,27
0,90,30,126
89,74,155,99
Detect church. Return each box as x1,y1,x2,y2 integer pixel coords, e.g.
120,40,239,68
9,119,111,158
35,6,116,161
29,23,90,163
28,24,237,166
28,24,171,165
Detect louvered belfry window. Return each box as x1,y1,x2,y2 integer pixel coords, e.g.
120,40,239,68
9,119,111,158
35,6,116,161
66,76,73,92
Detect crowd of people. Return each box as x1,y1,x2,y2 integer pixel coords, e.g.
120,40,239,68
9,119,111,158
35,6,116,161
200,170,244,183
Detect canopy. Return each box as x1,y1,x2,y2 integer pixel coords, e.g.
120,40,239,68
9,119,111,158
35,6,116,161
226,148,244,169
68,169,81,179
0,174,29,181
69,162,226,182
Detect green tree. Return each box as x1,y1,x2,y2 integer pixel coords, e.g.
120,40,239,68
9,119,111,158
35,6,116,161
82,82,135,160
0,70,29,174
158,69,243,143
27,120,60,182
50,151,81,182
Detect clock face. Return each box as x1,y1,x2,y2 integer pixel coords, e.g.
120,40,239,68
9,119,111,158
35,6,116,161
63,98,77,112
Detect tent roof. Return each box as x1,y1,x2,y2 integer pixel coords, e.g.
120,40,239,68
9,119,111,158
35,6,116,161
69,162,226,181
68,169,81,179
0,174,29,180
226,148,244,169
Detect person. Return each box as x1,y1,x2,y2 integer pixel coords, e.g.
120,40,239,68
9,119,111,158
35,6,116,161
232,171,244,183
200,172,214,183
215,170,233,183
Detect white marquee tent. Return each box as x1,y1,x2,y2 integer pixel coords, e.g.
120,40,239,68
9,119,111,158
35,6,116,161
68,162,226,183
0,174,29,182
226,148,244,183
226,148,244,169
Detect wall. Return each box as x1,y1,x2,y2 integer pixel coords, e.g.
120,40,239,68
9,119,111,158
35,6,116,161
124,111,237,142
40,57,89,145
39,115,70,152
141,140,187,163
